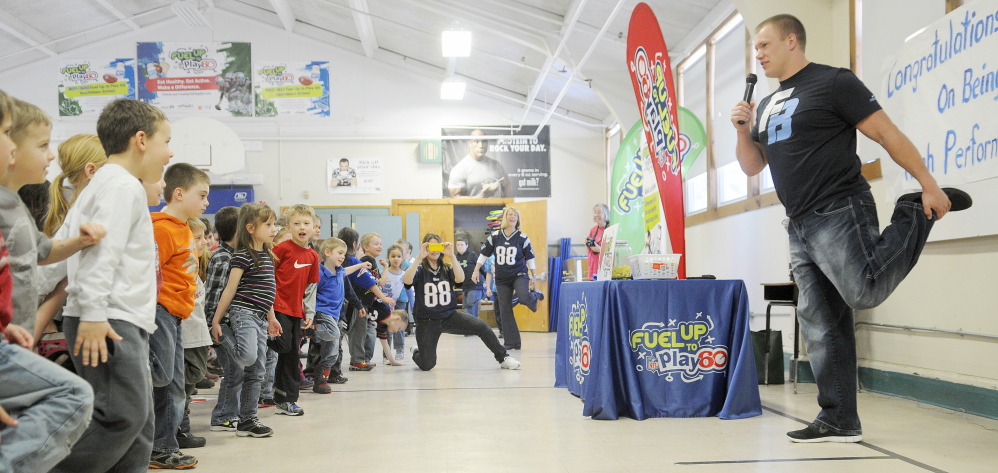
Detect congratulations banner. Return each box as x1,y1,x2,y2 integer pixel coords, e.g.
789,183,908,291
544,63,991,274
880,1,998,192
58,59,136,116
254,61,330,117
137,42,252,116
626,3,686,278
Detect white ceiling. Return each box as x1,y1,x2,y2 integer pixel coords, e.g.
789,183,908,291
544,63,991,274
0,0,732,126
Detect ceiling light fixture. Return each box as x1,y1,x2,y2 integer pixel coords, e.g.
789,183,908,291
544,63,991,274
440,79,466,100
171,1,211,29
441,30,472,57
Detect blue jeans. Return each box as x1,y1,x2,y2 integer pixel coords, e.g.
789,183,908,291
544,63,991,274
463,288,484,318
788,190,933,435
0,339,93,473
313,311,341,368
210,307,267,423
150,305,185,453
260,348,277,399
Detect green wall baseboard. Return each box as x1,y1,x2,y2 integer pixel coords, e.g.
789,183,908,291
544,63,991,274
781,353,998,420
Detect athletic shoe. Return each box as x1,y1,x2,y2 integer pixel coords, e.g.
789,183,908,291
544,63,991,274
299,377,314,390
236,418,274,438
897,187,973,212
176,432,206,449
395,350,404,360
500,356,521,370
209,420,237,432
787,424,862,443
276,401,304,416
149,451,197,469
349,362,374,371
329,374,348,384
533,290,545,302
258,398,277,408
195,377,215,390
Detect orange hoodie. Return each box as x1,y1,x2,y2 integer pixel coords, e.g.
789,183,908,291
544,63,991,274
152,212,196,319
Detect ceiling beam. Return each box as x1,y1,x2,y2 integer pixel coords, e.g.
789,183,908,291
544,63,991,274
534,0,627,137
519,0,587,125
0,7,57,57
347,0,378,58
267,0,297,32
94,0,141,30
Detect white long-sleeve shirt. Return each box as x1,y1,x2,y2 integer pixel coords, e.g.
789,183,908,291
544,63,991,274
62,164,158,334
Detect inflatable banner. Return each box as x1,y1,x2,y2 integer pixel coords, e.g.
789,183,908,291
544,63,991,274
626,3,686,278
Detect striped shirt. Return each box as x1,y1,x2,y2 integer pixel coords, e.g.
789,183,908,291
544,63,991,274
229,248,276,314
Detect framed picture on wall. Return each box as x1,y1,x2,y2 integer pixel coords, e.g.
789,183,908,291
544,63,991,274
441,125,551,198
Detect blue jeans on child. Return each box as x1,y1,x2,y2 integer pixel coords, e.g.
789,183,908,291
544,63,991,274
150,304,185,454
0,338,93,473
210,307,267,424
313,311,341,367
788,190,933,436
463,288,484,318
260,349,277,400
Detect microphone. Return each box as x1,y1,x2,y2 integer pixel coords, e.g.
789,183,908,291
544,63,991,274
738,73,758,125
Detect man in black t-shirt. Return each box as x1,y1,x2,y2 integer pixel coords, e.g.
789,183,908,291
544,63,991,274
731,14,971,444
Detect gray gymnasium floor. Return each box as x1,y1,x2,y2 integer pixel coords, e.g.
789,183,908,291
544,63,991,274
187,331,998,472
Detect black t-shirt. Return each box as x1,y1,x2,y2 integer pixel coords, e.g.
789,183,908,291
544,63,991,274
454,249,483,291
229,248,276,314
408,265,457,319
480,229,534,283
752,63,881,218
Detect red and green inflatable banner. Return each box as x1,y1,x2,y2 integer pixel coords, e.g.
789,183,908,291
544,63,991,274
626,3,685,279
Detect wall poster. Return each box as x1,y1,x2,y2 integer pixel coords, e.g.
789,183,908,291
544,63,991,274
58,58,136,116
254,61,330,117
137,42,252,116
441,125,551,198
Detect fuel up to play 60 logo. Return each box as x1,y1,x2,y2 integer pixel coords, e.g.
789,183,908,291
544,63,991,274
629,313,728,383
568,294,591,385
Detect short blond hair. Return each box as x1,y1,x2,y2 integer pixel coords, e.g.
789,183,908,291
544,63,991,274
10,99,51,145
360,232,381,251
287,204,316,221
388,309,409,332
320,237,346,255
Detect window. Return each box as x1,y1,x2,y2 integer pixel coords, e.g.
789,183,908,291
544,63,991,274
678,12,783,224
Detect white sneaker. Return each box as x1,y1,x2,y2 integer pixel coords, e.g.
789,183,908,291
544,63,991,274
500,356,521,370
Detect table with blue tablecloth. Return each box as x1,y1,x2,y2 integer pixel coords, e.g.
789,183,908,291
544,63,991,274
555,279,761,420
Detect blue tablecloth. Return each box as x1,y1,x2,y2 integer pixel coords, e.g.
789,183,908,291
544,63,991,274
555,279,762,420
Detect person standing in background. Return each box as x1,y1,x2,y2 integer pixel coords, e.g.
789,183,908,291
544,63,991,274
585,204,609,281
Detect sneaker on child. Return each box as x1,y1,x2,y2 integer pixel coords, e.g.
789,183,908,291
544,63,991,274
149,451,197,469
299,377,314,390
787,424,862,443
276,401,305,416
258,398,276,408
236,418,274,438
176,432,206,449
209,419,237,432
349,362,375,371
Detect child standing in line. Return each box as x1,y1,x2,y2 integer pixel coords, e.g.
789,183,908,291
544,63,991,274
209,203,279,438
269,205,320,416
0,89,95,473
176,217,212,450
310,237,368,392
337,228,392,372
0,99,106,329
34,134,109,365
149,162,210,468
202,206,242,426
395,239,416,332
472,207,543,351
453,233,485,320
404,233,520,371
359,232,387,365
52,98,172,473
380,244,408,361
